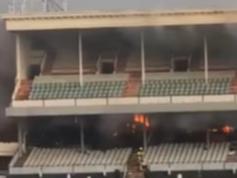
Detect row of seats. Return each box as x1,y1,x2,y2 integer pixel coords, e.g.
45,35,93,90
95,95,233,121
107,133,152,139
143,143,230,164
27,75,234,100
140,78,232,96
23,147,132,167
29,81,126,100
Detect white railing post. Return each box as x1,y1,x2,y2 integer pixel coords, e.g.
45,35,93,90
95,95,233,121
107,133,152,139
63,0,68,11
43,0,48,12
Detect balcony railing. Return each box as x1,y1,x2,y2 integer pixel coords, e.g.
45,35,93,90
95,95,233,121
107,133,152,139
8,0,68,14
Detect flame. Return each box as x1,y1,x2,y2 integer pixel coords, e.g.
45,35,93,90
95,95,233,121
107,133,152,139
144,117,150,128
133,114,150,128
139,115,145,124
222,125,234,135
134,114,140,123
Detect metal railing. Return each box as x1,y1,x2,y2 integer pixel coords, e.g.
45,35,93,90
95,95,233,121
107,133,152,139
12,93,237,109
8,0,68,14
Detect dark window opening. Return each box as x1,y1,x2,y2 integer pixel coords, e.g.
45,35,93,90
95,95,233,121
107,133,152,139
174,59,189,72
101,62,114,74
28,64,41,80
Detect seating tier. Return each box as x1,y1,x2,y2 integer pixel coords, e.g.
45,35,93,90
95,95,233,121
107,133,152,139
29,80,126,100
140,77,232,96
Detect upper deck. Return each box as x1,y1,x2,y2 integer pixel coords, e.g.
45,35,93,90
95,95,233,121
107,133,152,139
7,27,237,116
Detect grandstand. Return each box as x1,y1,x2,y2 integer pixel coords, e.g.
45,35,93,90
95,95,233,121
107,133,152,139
4,1,237,178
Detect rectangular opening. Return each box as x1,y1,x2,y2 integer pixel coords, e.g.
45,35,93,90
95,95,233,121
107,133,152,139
173,58,189,72
101,62,114,74
28,64,41,80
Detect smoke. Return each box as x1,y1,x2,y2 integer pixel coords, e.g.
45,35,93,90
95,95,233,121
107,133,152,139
0,19,16,141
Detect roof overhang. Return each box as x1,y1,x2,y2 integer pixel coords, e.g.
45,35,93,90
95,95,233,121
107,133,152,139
3,9,237,31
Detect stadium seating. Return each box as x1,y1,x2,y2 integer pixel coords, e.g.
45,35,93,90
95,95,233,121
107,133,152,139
22,147,132,168
143,142,230,165
140,77,232,96
28,75,128,100
29,81,126,100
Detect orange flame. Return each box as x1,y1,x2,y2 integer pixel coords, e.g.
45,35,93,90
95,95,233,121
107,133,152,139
134,114,140,123
139,115,145,124
133,114,150,128
222,125,234,135
145,117,150,128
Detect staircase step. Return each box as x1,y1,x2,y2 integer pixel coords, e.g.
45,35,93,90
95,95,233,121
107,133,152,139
126,151,145,178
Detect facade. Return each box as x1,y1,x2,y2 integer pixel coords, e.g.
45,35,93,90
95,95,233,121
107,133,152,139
4,1,237,178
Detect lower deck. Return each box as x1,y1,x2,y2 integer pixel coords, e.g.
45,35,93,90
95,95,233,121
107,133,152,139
9,142,237,175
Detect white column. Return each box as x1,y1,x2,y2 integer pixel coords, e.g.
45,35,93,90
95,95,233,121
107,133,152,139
80,118,85,152
143,125,147,151
204,36,209,85
141,31,146,85
16,34,30,80
78,32,84,86
67,173,71,178
17,123,22,156
206,129,210,150
16,34,21,80
18,121,26,155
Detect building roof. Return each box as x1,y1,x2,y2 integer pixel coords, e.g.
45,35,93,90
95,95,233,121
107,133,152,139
3,9,237,31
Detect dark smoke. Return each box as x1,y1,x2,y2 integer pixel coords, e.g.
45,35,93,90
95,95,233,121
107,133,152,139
0,19,17,141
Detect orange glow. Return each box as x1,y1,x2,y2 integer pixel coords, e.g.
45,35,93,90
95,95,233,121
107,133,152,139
145,117,150,128
139,115,145,124
133,114,150,128
134,114,140,123
222,125,234,135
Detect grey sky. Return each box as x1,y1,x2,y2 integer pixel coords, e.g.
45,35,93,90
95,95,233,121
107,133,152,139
2,0,237,14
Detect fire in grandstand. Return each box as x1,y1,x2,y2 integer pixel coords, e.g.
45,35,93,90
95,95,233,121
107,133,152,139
133,114,150,128
222,125,234,135
5,4,237,178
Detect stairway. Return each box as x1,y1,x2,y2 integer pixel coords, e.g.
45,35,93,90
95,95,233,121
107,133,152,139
123,73,141,97
15,80,32,100
126,152,144,178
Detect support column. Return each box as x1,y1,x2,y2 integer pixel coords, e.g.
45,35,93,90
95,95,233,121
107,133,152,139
141,31,146,85
16,34,31,80
18,121,27,156
206,129,210,150
67,173,71,178
80,118,85,152
204,36,209,85
78,32,84,86
143,124,147,151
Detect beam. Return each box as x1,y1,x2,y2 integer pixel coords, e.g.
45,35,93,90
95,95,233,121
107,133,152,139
7,101,237,117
